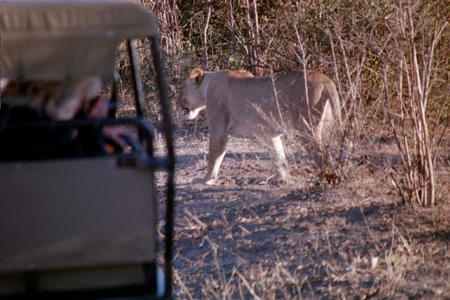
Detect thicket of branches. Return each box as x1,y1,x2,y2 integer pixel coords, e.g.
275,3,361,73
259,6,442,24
134,0,448,206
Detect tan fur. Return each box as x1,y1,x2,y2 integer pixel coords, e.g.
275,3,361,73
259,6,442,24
180,68,341,184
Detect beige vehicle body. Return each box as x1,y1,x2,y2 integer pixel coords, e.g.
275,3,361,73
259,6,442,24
0,1,175,298
180,68,341,184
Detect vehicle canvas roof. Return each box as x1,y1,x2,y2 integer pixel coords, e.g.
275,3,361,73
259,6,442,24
0,0,159,80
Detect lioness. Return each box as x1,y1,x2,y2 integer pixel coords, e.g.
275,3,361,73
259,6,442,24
180,68,341,185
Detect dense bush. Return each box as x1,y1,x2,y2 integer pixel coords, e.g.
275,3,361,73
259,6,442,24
136,0,447,118
131,0,448,205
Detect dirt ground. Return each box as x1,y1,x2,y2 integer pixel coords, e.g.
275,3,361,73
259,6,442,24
154,121,449,299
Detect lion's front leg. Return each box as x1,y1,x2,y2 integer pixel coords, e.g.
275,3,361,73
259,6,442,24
268,135,289,181
203,129,229,185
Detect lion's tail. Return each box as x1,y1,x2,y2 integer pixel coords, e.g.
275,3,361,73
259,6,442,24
326,82,342,124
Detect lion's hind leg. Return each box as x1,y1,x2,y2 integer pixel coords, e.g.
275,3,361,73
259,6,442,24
203,130,229,185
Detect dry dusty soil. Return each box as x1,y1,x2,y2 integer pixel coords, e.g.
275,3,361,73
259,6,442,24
154,121,449,299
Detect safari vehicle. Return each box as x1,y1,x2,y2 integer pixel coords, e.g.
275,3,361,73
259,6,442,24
0,0,175,299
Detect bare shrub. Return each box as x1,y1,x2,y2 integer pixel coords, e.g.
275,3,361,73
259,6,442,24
374,2,448,206
259,1,448,201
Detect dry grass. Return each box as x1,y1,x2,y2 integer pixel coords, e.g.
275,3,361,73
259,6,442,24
151,121,449,299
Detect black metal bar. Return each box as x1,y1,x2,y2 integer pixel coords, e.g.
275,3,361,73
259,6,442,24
116,155,168,169
2,117,152,136
25,271,38,295
127,39,145,117
150,36,175,298
143,262,157,293
1,265,170,300
1,117,157,161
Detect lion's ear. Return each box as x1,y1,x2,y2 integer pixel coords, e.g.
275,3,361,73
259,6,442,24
189,68,204,85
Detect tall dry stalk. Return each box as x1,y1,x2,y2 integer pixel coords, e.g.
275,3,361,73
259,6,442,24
203,1,213,68
382,2,447,206
243,0,260,75
227,0,237,54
